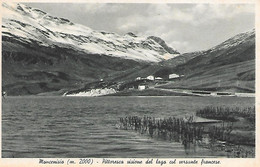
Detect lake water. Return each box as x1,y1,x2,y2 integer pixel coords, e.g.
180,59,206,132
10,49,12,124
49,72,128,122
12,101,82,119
2,96,254,158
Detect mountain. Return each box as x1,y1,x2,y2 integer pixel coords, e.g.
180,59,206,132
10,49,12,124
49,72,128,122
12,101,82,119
160,29,255,93
1,2,255,95
2,3,179,62
2,2,179,95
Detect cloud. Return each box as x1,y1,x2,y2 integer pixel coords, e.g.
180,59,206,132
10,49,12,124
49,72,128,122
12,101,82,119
191,4,254,25
115,3,254,32
208,4,254,18
115,4,193,35
169,41,189,53
146,4,194,23
81,3,254,35
83,3,125,14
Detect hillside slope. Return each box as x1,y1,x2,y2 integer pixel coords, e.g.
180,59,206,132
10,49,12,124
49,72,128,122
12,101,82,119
160,29,255,93
2,40,149,95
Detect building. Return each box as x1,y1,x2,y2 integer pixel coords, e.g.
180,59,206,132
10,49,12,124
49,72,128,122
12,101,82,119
169,73,180,80
135,77,141,81
146,75,155,81
138,85,146,90
155,77,163,80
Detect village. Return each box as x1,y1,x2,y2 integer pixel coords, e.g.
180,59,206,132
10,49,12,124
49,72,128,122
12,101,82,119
113,73,248,97
64,73,184,96
64,72,254,97
133,73,184,90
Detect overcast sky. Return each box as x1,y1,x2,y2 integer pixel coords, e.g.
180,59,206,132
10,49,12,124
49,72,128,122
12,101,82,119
25,3,254,53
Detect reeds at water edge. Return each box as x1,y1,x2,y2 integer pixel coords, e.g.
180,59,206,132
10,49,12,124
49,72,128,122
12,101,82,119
118,105,255,158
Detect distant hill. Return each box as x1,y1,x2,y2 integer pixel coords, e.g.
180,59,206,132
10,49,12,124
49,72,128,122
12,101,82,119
159,29,255,93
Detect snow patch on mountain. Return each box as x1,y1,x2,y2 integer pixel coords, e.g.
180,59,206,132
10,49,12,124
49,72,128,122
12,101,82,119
2,2,180,62
210,29,255,52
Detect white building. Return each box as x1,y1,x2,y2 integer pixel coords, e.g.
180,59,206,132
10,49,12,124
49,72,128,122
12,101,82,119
138,85,146,90
135,77,141,80
146,75,155,81
155,77,163,80
169,74,179,79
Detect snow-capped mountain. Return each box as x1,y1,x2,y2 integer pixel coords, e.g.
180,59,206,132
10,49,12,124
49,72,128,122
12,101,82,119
209,29,255,52
2,2,179,62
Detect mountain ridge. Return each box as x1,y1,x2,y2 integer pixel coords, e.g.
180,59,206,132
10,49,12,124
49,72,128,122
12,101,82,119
2,2,179,63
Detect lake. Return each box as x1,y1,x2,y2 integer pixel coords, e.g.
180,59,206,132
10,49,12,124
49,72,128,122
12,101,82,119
2,96,254,158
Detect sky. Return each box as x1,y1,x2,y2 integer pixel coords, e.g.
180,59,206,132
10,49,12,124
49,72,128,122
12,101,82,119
25,3,255,53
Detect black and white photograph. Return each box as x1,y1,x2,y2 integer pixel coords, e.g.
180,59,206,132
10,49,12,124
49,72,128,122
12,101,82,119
1,0,257,163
